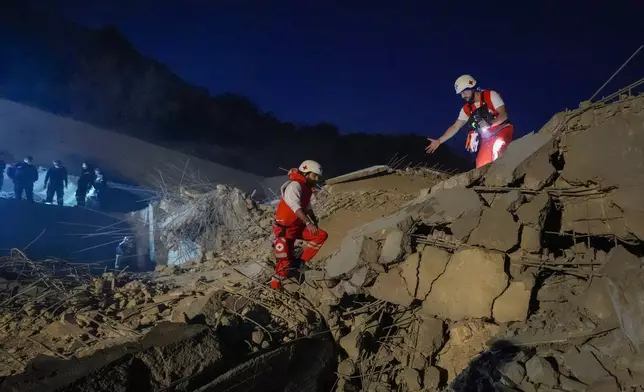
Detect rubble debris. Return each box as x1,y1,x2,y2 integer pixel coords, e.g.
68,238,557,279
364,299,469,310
158,184,274,264
423,248,507,320
437,320,501,381
2,322,225,391
3,93,644,392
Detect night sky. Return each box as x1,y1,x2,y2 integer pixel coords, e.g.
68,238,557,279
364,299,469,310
40,0,644,149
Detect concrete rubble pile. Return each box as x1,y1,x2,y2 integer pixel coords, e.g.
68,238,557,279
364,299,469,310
158,184,275,265
298,94,644,391
0,255,328,391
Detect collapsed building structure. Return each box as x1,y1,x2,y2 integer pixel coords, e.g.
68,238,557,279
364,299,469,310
0,85,643,391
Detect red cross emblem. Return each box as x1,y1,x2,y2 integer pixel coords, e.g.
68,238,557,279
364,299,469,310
468,80,474,85
302,165,308,170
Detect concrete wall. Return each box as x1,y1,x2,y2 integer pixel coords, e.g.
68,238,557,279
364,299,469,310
0,99,265,194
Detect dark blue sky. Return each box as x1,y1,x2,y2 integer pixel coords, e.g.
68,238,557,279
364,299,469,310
46,0,643,147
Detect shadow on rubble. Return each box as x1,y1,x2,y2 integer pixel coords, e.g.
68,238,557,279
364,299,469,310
450,339,525,392
0,197,134,269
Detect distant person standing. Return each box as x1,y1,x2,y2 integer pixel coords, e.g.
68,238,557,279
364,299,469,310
87,168,107,209
44,160,68,206
7,156,39,202
75,162,95,207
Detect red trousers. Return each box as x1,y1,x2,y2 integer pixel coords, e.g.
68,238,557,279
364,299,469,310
476,124,514,168
272,224,328,280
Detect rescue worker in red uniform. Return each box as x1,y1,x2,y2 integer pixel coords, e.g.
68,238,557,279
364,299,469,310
270,160,328,289
426,74,514,168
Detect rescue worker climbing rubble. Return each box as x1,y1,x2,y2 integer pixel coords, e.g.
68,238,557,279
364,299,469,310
426,74,514,168
270,160,328,289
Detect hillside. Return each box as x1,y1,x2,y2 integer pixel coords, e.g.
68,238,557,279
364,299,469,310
0,2,469,178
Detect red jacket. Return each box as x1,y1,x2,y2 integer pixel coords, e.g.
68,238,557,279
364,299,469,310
275,171,312,227
462,89,510,138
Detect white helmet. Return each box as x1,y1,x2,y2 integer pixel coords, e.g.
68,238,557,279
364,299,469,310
298,160,323,176
454,74,477,94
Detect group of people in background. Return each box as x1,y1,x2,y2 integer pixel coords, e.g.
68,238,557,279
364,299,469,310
0,156,107,209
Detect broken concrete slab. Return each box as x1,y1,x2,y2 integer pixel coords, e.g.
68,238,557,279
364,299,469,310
420,188,484,224
415,316,445,357
499,361,526,387
399,252,422,299
586,377,620,392
561,346,612,385
399,367,422,391
588,330,644,375
520,225,542,253
423,366,441,390
600,246,644,351
379,230,404,265
399,247,450,301
417,246,451,300
525,355,558,387
449,211,481,242
422,248,508,320
368,268,414,307
516,193,551,228
483,131,554,187
468,207,521,252
561,196,630,238
576,277,617,323
561,113,644,188
610,184,644,240
355,208,416,241
325,165,390,186
492,280,531,323
514,137,557,191
429,166,488,195
491,190,525,212
325,235,380,278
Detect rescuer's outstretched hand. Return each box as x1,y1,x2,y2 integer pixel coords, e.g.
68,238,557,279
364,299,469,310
425,137,441,154
306,222,319,236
